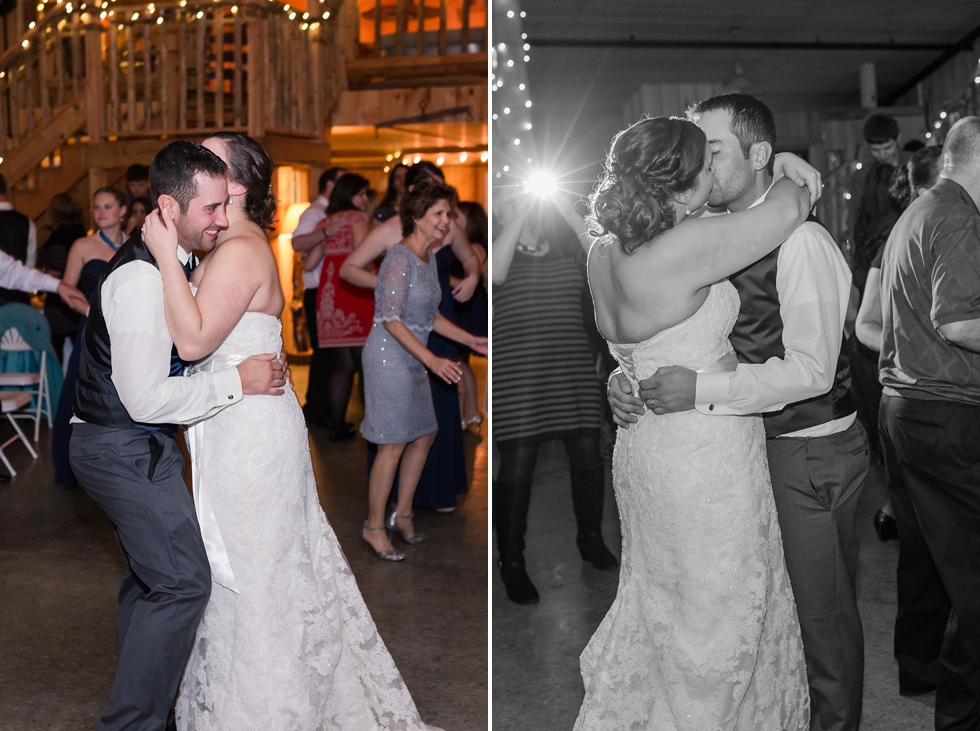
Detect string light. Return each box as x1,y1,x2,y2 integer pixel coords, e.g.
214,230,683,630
436,156,445,165
481,152,488,163
459,152,467,162
940,111,947,119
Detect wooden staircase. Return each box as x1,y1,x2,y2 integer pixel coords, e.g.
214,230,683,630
0,0,347,223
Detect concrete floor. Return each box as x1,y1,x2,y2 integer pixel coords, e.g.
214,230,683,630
0,362,488,731
491,438,937,731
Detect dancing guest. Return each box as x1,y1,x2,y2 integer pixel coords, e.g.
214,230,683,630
375,163,409,223
452,201,488,428
492,193,617,605
51,187,128,486
879,118,980,729
360,180,487,561
854,145,941,542
341,162,481,511
38,193,87,360
302,173,374,440
289,166,346,429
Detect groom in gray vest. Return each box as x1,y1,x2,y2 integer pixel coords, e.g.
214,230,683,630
609,94,869,731
70,140,287,731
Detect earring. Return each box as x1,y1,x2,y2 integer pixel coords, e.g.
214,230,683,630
685,207,690,216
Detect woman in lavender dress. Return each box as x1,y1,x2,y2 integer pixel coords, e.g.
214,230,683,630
359,180,488,561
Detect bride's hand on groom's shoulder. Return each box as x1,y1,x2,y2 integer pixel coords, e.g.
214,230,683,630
773,152,822,210
607,371,643,428
143,208,178,261
638,367,696,415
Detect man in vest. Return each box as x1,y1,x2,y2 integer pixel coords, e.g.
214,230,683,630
608,94,869,731
0,173,38,304
69,140,287,731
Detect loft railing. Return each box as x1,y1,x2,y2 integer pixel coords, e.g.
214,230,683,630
0,0,337,175
354,0,485,59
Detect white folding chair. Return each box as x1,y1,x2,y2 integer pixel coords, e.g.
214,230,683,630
0,390,38,476
0,327,52,442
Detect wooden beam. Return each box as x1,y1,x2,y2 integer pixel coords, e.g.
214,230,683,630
259,134,331,166
84,24,105,143
346,52,487,90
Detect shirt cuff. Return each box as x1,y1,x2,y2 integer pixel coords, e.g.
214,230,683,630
695,371,735,415
212,366,244,404
40,273,61,293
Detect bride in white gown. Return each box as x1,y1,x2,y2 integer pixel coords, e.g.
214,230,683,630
581,116,820,730
143,133,440,731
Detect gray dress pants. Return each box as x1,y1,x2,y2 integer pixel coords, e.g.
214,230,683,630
766,418,869,731
70,423,211,731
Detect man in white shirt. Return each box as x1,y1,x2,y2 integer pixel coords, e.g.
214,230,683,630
609,95,869,731
69,141,287,731
289,167,345,428
0,173,39,305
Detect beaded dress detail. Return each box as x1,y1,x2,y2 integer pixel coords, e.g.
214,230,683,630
575,280,809,731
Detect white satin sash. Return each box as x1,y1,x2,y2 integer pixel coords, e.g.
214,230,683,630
186,351,243,594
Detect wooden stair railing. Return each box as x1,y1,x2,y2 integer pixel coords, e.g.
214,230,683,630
0,0,342,216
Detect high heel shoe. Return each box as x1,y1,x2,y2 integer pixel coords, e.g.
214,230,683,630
387,511,426,545
361,524,405,561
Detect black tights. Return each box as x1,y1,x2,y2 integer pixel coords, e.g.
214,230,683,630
323,346,362,428
494,432,605,566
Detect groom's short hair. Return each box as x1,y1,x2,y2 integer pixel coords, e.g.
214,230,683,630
688,93,777,176
150,140,228,214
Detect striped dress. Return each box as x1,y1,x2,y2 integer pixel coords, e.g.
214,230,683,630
492,241,604,444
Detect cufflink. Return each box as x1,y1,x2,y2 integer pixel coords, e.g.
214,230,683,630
708,404,714,411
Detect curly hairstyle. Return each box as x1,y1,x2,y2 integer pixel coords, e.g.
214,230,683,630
206,132,277,230
588,116,706,256
326,173,370,215
399,179,457,237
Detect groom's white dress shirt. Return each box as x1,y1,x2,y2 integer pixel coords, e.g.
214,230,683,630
694,186,856,438
72,244,242,425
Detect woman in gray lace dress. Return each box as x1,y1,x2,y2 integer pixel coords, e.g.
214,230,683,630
360,181,488,561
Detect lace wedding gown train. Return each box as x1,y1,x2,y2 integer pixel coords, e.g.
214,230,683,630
175,312,433,731
575,281,809,731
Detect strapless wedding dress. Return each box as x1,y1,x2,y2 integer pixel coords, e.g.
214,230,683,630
574,281,809,731
175,311,436,731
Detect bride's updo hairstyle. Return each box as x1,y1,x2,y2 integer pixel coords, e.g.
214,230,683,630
206,131,277,230
588,116,706,256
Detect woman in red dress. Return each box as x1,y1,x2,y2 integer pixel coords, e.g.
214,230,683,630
304,173,375,440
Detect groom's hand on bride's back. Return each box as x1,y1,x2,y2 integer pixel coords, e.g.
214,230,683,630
639,367,696,415
237,353,288,395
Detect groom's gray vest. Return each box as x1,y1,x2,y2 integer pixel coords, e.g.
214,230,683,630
728,220,855,439
74,234,181,438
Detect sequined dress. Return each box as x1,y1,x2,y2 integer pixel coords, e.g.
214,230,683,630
360,244,440,444
574,281,809,731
